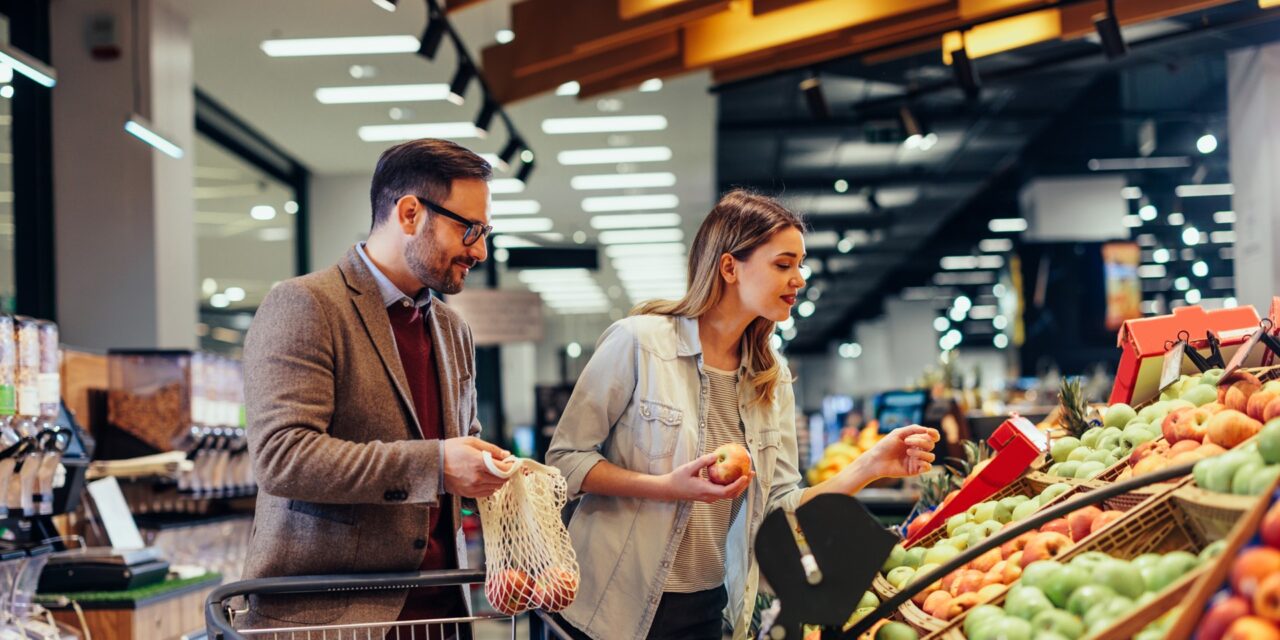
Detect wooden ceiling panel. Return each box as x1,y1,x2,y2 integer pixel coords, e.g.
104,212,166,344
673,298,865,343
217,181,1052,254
483,31,681,103
1059,0,1231,39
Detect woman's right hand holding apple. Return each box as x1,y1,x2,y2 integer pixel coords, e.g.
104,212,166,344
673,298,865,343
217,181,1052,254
662,453,753,503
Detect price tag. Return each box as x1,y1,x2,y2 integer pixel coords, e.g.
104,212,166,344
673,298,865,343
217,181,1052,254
1223,327,1264,380
1160,341,1187,392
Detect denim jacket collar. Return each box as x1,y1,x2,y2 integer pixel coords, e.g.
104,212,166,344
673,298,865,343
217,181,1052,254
674,315,752,375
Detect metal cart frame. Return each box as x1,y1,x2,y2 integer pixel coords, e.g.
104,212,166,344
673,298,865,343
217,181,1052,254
205,569,576,640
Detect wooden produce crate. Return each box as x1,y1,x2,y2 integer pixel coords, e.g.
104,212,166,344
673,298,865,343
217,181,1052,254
1171,483,1265,542
924,480,1246,640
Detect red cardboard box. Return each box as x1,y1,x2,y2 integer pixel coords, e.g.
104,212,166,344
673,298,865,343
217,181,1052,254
1109,304,1262,406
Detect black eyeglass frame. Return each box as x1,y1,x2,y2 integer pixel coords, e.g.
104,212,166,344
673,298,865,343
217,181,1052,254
415,196,493,246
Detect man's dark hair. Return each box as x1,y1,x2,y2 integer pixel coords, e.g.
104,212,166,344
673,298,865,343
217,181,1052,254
369,138,492,229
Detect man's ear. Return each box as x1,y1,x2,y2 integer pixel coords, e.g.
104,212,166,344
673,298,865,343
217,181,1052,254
719,253,737,284
395,195,421,236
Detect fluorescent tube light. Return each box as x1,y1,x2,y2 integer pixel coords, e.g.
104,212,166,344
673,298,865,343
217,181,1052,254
597,228,684,245
557,147,672,165
357,122,480,141
582,194,678,213
542,115,668,135
604,243,686,258
125,115,184,158
591,213,681,230
571,172,677,190
1174,183,1234,198
315,83,450,104
261,35,420,57
0,43,56,87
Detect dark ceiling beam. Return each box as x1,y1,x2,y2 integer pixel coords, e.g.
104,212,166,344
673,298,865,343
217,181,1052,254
718,109,1223,135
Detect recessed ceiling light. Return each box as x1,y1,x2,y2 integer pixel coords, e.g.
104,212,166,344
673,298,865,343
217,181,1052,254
489,178,525,195
210,293,230,308
557,146,672,165
639,78,663,92
250,205,277,221
491,200,541,216
492,217,554,233
315,83,450,104
604,243,686,258
357,122,480,142
1121,186,1143,199
284,200,299,214
556,81,580,96
225,287,247,302
1174,183,1234,198
541,115,668,135
260,35,420,57
1214,210,1236,224
978,238,1012,253
597,228,685,245
258,227,292,242
590,213,681,229
988,218,1028,233
495,29,515,44
201,278,218,297
1087,156,1192,171
571,172,676,191
582,194,678,213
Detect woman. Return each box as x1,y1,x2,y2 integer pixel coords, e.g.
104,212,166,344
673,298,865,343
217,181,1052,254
546,190,939,640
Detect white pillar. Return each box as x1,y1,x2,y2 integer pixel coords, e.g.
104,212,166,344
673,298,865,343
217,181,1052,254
1228,43,1280,311
51,0,195,349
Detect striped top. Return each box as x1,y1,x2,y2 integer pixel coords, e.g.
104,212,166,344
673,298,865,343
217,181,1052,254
665,365,748,593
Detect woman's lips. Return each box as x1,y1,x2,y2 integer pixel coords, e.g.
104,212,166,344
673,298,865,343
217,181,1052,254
781,295,797,305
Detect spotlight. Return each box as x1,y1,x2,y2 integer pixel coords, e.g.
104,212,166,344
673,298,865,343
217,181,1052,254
516,158,535,183
799,71,829,120
1093,0,1127,60
474,99,498,137
417,12,446,60
499,137,523,169
370,0,397,11
864,188,881,213
951,44,981,101
448,60,474,105
899,105,922,138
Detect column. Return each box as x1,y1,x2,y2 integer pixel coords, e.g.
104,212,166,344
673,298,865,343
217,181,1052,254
1228,43,1280,311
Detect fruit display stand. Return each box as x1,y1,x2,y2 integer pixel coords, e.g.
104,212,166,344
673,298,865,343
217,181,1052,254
924,478,1240,640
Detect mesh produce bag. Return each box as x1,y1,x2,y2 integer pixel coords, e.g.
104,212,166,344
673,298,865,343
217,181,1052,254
477,453,580,615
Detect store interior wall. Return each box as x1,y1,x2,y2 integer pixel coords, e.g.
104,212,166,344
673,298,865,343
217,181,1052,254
309,173,371,269
51,0,196,350
1020,175,1129,242
1228,41,1280,312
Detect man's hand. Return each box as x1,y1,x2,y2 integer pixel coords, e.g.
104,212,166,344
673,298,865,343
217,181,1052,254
661,453,753,503
443,437,514,498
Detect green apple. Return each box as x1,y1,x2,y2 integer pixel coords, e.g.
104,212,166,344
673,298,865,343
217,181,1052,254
1102,453,1121,467
974,617,1032,640
1052,437,1082,464
971,501,999,523
944,535,969,551
1094,559,1145,599
1085,449,1113,464
1205,451,1252,493
1011,497,1042,521
1097,432,1122,452
1042,564,1091,608
1020,560,1062,591
1137,592,1158,606
1199,540,1227,563
967,521,1003,548
1075,461,1107,479
1066,584,1117,617
1055,462,1081,480
1138,401,1168,424
1047,463,1064,476
953,522,976,539
1067,446,1093,463
1081,427,1104,448
1259,419,1280,465
1000,495,1030,512
885,565,916,589
946,513,970,536
1004,585,1054,620
1105,404,1137,429
903,546,926,568
1068,551,1113,571
849,607,875,627
873,621,918,640
1193,456,1216,489
1039,483,1073,503
858,590,879,610
964,605,1006,637
1180,383,1218,407
1084,597,1134,629
1131,553,1162,572
923,543,961,566
1037,634,1072,640
1030,609,1085,640
1234,461,1267,495
1249,465,1280,495
1121,424,1159,449
1201,368,1225,387
913,563,941,584
1146,551,1199,592
882,544,907,571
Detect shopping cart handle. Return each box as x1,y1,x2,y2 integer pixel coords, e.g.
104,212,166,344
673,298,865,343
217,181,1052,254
205,568,488,640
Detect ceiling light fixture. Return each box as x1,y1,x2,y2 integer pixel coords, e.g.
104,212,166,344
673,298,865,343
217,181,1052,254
988,218,1028,233
262,35,419,57
590,213,681,230
581,194,679,213
357,122,480,141
447,60,474,105
556,81,580,96
597,228,685,245
639,78,663,92
314,83,450,104
491,200,541,216
570,172,676,191
489,178,525,195
516,157,535,183
799,71,829,120
474,99,498,137
492,217,554,234
1175,183,1234,197
495,29,514,44
1196,133,1218,154
1093,0,1127,60
125,115,183,158
0,43,56,87
541,115,668,135
557,146,672,165
951,36,981,100
370,0,397,11
1088,156,1192,171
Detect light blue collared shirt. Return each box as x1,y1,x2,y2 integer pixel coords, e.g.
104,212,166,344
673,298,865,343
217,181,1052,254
356,242,446,495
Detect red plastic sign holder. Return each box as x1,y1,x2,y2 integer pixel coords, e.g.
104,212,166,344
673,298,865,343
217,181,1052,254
904,415,1048,546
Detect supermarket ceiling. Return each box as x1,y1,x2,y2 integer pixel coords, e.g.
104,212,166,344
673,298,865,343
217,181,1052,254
185,0,1280,352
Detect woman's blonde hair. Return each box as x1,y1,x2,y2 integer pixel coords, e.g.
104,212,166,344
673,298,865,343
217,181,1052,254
632,189,805,407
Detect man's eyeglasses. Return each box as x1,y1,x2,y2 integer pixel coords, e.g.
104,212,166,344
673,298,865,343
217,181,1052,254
415,196,493,247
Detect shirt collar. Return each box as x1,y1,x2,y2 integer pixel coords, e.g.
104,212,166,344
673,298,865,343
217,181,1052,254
356,242,433,310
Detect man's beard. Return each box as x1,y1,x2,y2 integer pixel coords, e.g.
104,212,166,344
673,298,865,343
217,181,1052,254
404,230,470,295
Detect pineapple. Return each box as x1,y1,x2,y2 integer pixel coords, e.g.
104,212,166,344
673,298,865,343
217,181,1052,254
1058,377,1090,439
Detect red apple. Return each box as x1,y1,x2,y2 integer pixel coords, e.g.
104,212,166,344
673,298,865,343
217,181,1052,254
1001,532,1037,560
1224,617,1280,640
1255,574,1280,623
708,443,751,485
1133,455,1170,476
1179,407,1219,443
907,511,933,538
1234,548,1280,599
487,568,533,615
1208,410,1263,450
1169,438,1204,456
943,593,982,621
1264,397,1280,423
1090,510,1125,535
1040,517,1072,539
532,567,578,612
1262,502,1280,550
1129,439,1169,467
1164,407,1195,443
923,590,954,620
953,569,986,595
1221,372,1264,413
1250,391,1279,422
970,548,1002,574
1067,506,1103,542
1020,532,1073,568
1198,596,1254,640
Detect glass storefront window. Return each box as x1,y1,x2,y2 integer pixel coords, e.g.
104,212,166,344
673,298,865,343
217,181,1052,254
193,134,298,356
0,15,14,312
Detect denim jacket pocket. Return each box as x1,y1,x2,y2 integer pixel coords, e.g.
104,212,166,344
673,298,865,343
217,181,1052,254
634,399,683,459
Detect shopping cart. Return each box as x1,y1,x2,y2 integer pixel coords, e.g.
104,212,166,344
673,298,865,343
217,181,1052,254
204,568,577,640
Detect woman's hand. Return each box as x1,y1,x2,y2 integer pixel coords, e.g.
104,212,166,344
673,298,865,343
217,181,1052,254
857,424,940,479
662,453,754,503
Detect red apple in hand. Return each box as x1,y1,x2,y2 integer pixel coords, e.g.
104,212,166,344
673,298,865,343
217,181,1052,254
487,568,533,615
708,443,751,485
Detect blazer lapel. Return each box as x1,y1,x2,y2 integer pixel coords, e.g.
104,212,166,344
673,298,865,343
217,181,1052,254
339,249,423,437
425,305,460,439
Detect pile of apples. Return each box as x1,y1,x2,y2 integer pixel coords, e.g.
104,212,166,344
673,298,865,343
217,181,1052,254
1121,370,1274,479
958,544,1224,640
1192,419,1280,496
879,484,1135,623
807,424,883,485
1195,498,1280,640
1045,401,1160,481
485,566,577,615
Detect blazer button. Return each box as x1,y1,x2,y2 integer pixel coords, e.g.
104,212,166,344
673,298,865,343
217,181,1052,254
414,538,427,550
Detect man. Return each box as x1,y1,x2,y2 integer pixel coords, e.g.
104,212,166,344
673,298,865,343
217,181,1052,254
241,139,511,635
